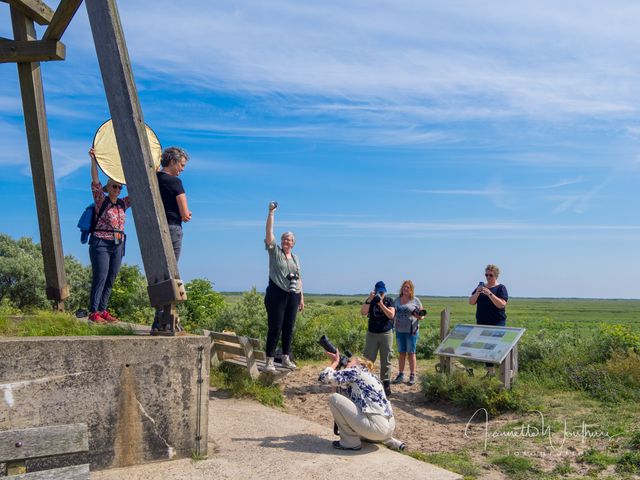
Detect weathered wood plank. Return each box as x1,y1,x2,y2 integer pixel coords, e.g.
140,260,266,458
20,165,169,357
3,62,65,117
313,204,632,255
10,464,90,480
0,423,88,461
209,332,261,348
11,7,69,306
238,336,259,379
0,39,65,63
6,0,54,25
84,0,183,312
212,343,246,358
43,0,83,41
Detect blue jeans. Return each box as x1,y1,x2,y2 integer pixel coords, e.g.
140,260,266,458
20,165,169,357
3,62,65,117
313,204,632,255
89,236,124,312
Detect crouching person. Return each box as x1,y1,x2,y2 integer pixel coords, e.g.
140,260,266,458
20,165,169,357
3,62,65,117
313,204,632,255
319,349,405,451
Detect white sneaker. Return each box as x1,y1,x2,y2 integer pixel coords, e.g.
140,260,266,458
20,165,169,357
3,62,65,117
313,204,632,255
282,354,297,369
264,357,276,373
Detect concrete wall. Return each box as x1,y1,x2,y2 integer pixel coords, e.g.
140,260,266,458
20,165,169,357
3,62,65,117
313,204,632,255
0,336,209,470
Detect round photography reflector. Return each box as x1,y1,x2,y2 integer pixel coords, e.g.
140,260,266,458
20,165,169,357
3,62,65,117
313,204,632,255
92,119,162,184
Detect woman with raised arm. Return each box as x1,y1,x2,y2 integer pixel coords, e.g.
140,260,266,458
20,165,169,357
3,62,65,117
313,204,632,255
263,202,304,372
88,148,131,323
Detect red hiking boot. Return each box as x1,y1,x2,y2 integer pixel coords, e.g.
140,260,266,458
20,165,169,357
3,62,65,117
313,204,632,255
100,310,119,323
89,312,107,324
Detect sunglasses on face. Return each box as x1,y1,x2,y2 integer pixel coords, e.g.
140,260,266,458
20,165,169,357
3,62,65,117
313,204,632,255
485,273,494,277
111,185,122,190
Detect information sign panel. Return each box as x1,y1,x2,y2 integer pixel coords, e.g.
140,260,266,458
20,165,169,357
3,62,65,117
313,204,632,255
434,324,526,364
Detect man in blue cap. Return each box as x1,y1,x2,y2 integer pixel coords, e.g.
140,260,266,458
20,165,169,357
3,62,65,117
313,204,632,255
361,281,396,396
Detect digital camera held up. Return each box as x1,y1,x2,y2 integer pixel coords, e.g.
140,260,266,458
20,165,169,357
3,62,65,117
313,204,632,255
370,293,382,304
318,335,352,370
286,272,299,293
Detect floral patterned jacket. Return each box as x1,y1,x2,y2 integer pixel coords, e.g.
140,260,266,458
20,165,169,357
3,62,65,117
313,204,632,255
319,366,393,417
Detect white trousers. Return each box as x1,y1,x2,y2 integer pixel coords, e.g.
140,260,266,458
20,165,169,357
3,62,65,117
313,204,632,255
328,393,398,448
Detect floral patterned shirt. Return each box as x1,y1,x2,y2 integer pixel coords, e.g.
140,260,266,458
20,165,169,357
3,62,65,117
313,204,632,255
319,366,393,417
91,182,131,241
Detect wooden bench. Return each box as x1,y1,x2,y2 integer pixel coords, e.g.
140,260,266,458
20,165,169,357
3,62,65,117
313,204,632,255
0,423,89,479
205,331,292,382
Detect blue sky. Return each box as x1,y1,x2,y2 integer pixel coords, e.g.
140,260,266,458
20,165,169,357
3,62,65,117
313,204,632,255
1,1,640,298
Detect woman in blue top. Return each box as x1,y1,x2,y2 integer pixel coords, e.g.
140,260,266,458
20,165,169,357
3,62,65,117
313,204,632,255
393,280,425,385
319,349,405,451
469,264,509,374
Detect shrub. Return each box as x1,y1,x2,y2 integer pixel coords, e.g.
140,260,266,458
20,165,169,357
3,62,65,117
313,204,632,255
108,264,154,324
178,278,226,332
421,370,528,415
0,234,48,310
415,325,440,359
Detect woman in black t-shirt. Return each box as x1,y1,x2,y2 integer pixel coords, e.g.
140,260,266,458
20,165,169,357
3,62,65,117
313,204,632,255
469,264,508,325
469,264,509,373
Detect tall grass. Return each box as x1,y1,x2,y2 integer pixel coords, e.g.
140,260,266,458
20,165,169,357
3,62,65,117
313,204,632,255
0,311,134,336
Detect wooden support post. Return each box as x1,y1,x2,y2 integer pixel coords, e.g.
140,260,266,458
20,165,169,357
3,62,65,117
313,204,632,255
439,307,451,374
11,7,69,310
238,336,259,380
84,0,186,329
511,344,519,382
500,349,512,389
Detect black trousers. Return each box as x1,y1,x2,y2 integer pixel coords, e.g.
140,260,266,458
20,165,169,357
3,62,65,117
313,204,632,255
264,279,300,357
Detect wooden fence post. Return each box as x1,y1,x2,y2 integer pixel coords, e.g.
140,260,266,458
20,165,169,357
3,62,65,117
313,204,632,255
439,307,451,374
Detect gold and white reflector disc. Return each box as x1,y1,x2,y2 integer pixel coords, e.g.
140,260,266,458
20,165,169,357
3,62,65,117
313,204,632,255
92,119,162,184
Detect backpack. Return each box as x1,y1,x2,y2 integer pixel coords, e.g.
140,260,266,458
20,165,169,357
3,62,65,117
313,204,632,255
77,199,125,244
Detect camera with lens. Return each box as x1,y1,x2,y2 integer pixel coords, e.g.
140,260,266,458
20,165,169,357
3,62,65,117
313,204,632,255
318,335,352,370
286,272,300,293
413,307,427,317
370,293,382,304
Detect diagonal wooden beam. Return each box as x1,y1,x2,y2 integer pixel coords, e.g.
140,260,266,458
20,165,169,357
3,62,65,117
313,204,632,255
43,0,83,41
0,39,65,62
6,0,55,25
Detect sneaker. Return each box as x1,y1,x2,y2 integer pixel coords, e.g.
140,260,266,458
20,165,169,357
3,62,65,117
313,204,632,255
89,312,106,324
332,440,361,451
264,357,276,373
282,354,297,369
100,310,119,323
393,373,405,384
408,374,416,385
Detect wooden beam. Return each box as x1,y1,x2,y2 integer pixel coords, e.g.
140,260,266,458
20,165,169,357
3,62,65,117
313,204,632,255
9,464,90,480
0,39,65,63
0,424,88,461
84,0,183,308
43,0,83,41
6,0,54,25
11,7,69,306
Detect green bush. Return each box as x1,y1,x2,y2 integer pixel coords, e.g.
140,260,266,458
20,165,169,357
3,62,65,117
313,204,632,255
178,278,226,332
415,325,440,359
0,311,133,336
421,370,528,415
108,264,154,324
0,234,48,310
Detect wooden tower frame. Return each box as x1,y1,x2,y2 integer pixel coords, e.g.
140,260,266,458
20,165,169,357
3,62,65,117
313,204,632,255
1,0,185,333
